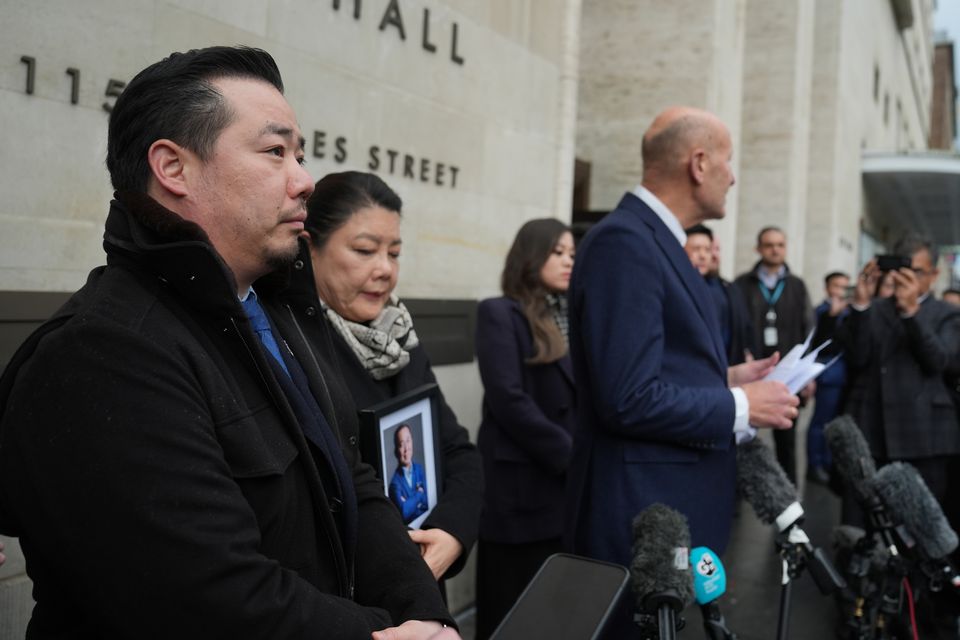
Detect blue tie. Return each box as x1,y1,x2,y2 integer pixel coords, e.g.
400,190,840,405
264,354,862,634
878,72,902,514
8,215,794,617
241,293,290,376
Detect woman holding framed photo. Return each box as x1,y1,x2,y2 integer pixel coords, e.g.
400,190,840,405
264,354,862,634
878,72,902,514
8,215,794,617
280,171,482,582
474,219,577,638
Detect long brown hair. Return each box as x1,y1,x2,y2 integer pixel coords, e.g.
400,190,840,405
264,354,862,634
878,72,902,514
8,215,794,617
501,218,572,364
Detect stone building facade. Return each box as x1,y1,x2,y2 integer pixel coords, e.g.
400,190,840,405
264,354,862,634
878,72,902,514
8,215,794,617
0,0,954,635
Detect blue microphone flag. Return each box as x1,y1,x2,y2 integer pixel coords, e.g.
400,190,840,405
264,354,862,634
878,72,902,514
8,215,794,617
691,547,726,605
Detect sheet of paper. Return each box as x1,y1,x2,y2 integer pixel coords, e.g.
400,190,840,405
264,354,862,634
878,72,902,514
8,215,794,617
763,329,838,394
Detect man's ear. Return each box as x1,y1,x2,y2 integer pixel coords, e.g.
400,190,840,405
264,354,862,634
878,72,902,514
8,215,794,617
689,148,707,186
147,139,191,197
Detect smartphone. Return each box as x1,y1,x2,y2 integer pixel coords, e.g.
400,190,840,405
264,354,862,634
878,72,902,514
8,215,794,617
876,254,911,272
490,553,630,640
843,284,856,301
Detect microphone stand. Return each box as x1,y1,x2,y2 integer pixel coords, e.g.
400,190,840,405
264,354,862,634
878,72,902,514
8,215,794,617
774,524,847,640
700,602,738,640
634,591,686,640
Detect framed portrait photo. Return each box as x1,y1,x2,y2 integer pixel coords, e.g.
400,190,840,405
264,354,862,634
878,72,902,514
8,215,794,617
358,383,442,529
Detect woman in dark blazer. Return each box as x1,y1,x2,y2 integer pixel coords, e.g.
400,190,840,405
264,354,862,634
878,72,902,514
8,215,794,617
287,171,482,583
474,218,576,639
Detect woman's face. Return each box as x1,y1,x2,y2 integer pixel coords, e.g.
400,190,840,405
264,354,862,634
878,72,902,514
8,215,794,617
309,205,402,323
539,231,575,293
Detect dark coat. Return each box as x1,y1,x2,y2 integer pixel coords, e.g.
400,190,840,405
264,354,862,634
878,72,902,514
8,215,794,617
273,246,483,579
565,192,737,569
0,193,451,639
734,262,813,357
835,295,960,459
475,297,576,544
706,275,757,365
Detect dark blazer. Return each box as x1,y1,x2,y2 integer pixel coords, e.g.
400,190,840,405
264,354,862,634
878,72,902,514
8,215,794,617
565,192,737,570
272,242,483,580
0,193,451,639
706,275,757,365
836,295,960,459
475,297,576,544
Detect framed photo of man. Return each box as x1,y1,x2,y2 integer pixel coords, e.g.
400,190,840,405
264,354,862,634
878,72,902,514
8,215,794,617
358,383,442,529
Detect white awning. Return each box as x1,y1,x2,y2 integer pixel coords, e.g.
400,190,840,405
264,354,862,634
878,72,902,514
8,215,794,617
861,151,960,246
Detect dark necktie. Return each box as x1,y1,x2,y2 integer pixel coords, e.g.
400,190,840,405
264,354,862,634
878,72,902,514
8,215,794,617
240,291,358,559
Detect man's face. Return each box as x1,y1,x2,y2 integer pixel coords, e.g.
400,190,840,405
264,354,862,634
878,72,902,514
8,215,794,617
700,126,736,220
395,426,413,468
757,230,787,268
188,77,314,287
685,233,713,275
826,275,849,300
910,248,937,296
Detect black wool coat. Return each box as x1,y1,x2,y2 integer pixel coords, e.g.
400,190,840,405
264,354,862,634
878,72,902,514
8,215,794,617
0,192,451,639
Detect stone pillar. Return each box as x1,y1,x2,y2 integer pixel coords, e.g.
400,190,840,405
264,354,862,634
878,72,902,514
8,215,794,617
734,0,816,278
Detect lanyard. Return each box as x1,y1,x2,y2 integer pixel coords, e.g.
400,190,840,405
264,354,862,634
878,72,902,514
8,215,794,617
758,280,786,307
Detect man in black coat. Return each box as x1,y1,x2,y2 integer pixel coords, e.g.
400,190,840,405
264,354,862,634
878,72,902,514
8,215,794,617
734,226,813,482
0,47,453,639
832,235,960,516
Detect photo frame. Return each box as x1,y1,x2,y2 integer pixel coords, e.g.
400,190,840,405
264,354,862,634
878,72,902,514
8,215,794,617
358,383,442,529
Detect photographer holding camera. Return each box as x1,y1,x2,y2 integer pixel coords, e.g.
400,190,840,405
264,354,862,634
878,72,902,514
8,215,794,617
829,234,960,528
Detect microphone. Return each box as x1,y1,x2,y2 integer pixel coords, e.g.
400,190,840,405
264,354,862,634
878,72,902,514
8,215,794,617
824,415,908,558
691,547,726,605
867,462,959,564
736,437,803,532
824,415,877,505
736,438,846,595
631,503,694,640
691,547,737,640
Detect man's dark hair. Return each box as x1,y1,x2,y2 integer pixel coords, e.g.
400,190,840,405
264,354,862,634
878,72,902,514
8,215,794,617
305,171,403,248
686,224,713,240
892,233,939,266
756,226,784,246
824,271,849,287
107,46,284,193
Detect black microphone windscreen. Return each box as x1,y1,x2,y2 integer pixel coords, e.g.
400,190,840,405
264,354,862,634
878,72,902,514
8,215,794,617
736,437,799,529
824,415,877,504
867,462,958,559
630,503,694,612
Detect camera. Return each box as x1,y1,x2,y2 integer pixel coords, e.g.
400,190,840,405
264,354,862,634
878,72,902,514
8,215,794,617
875,255,911,272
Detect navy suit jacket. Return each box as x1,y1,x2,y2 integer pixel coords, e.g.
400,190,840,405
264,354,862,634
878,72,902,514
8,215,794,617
565,192,738,569
389,462,429,524
476,297,577,544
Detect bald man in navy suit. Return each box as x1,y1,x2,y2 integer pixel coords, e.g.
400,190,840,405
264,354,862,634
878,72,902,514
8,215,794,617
565,107,799,636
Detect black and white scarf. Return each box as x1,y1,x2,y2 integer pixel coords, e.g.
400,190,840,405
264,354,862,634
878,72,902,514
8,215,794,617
321,294,420,380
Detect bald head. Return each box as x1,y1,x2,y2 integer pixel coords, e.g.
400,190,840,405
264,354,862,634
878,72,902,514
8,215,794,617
642,107,724,177
640,106,735,226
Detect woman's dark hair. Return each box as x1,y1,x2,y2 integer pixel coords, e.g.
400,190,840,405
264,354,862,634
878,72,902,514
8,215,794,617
305,171,403,247
107,46,283,193
501,218,572,365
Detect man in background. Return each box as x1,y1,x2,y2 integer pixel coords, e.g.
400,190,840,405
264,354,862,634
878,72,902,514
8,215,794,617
836,236,960,513
685,224,755,365
806,271,851,484
734,227,814,483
